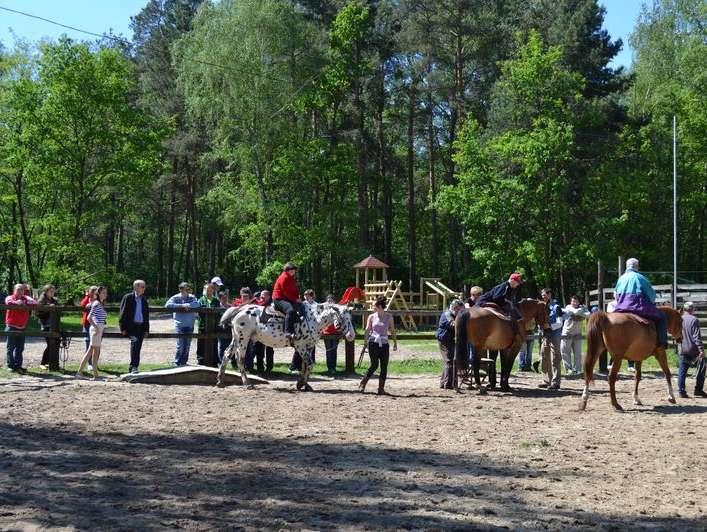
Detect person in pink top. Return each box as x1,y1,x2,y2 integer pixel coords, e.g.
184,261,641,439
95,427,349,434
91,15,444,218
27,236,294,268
359,296,397,395
4,283,37,372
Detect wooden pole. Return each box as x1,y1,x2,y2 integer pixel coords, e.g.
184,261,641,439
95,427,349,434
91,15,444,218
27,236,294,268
345,338,355,373
48,306,60,370
597,259,607,372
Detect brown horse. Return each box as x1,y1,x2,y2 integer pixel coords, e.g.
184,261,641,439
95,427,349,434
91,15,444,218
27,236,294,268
455,299,549,392
580,306,683,411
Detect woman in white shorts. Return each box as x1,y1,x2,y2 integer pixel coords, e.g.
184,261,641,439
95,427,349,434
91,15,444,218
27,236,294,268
76,286,108,379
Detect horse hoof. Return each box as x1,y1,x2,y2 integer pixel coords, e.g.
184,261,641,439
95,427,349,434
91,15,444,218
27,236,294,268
216,381,226,389
633,400,643,406
477,387,487,396
296,381,304,391
613,403,624,412
579,400,587,411
245,384,255,390
668,396,676,404
500,385,512,393
303,384,313,392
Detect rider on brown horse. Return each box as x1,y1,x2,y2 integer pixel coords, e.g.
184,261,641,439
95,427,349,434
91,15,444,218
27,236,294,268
476,272,524,333
612,258,668,348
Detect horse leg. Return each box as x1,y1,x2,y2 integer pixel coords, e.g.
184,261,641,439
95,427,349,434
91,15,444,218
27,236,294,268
216,336,237,388
299,347,314,392
633,360,643,406
608,357,623,411
655,348,676,404
500,349,512,392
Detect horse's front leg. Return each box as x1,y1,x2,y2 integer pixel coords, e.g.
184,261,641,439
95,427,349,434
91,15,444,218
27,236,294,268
654,348,676,404
298,345,314,392
633,360,643,406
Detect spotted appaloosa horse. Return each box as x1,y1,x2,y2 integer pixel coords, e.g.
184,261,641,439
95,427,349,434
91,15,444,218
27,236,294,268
217,302,355,390
580,306,682,411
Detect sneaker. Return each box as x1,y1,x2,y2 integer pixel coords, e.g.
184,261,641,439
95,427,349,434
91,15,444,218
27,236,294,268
693,390,707,398
130,368,139,374
39,364,49,370
87,364,93,373
627,366,636,373
679,391,689,398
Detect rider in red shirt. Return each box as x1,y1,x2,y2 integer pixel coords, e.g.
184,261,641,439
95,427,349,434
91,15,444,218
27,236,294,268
272,262,301,342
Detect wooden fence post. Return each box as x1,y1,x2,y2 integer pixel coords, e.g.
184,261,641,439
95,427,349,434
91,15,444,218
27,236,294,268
48,306,60,370
345,338,355,373
204,310,217,367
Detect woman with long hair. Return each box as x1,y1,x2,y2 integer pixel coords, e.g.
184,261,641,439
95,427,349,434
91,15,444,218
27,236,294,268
76,286,108,379
359,296,397,395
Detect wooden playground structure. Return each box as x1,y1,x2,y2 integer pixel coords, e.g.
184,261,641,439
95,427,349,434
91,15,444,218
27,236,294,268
351,255,462,330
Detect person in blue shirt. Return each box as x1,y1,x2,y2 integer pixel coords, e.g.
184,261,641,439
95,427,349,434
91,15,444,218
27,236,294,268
612,257,668,348
538,287,563,390
165,282,201,367
437,299,465,389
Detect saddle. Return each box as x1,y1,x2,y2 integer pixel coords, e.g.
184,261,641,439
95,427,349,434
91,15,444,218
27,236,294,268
260,304,285,324
617,312,652,327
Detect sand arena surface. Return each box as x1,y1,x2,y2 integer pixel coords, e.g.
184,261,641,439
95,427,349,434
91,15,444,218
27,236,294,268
1,318,706,530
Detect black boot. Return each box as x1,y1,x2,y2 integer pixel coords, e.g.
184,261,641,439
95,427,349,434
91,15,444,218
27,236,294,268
377,380,390,396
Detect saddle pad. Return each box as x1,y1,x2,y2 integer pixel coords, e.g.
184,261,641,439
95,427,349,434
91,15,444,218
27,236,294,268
476,305,511,321
612,312,651,327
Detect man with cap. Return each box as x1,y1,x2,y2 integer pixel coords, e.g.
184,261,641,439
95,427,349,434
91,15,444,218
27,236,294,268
538,287,563,390
272,262,302,343
165,282,201,367
476,272,523,322
678,301,705,398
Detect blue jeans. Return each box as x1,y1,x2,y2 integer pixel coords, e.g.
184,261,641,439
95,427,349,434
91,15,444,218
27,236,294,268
244,340,257,370
678,354,706,393
517,337,534,369
173,325,193,366
5,326,25,369
324,337,340,373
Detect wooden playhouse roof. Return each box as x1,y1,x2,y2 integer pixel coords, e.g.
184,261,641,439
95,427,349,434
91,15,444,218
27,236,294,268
353,255,389,269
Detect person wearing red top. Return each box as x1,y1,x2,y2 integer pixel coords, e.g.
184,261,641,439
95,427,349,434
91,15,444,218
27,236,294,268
4,284,37,372
321,294,342,375
272,262,302,342
80,286,99,353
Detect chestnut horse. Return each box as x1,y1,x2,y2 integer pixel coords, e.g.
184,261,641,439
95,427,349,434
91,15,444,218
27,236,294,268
455,299,549,392
580,306,683,411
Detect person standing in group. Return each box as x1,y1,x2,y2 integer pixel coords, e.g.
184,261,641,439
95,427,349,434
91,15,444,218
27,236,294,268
272,262,302,345
291,288,317,372
231,287,256,370
539,287,563,390
37,284,60,370
76,286,108,379
4,284,37,373
217,290,233,364
560,295,590,375
437,299,465,389
165,282,201,367
254,289,275,373
119,280,150,374
80,286,99,353
196,283,220,366
321,294,342,375
359,296,397,395
678,301,705,398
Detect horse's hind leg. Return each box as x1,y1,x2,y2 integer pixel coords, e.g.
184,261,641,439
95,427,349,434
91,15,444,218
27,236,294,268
216,337,237,388
655,348,676,404
609,357,623,411
499,349,512,392
236,341,252,389
633,360,643,406
299,348,314,392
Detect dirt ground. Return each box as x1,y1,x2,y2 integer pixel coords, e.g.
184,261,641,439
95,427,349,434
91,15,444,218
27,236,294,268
1,319,706,530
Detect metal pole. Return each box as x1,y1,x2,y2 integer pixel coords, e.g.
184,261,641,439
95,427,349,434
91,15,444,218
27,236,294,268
673,115,677,308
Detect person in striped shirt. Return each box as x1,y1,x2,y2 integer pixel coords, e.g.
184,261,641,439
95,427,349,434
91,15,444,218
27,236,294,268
76,286,108,379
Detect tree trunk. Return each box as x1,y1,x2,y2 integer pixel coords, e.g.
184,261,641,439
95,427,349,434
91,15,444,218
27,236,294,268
167,165,177,293
427,90,439,276
407,82,417,290
13,172,37,286
355,79,368,251
156,185,165,296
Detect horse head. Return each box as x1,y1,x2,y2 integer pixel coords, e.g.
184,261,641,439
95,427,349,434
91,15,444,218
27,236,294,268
518,298,549,329
659,306,683,342
315,303,356,342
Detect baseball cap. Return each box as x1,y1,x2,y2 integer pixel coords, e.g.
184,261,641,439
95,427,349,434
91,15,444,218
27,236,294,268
210,276,224,286
178,282,190,289
509,273,523,283
284,262,298,271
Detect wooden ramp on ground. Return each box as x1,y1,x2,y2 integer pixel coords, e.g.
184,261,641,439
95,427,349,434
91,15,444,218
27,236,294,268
119,366,269,386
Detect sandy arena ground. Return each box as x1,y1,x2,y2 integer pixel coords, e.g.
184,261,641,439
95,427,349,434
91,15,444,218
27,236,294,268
1,317,706,530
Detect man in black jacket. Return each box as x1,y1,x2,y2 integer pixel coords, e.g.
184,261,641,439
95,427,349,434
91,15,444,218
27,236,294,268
119,280,150,373
437,299,465,389
477,272,523,320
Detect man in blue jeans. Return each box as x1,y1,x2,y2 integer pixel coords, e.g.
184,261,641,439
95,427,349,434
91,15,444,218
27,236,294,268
677,301,705,398
165,282,200,366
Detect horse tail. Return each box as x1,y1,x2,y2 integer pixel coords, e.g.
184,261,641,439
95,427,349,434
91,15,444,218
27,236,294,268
585,311,608,382
220,306,239,327
455,310,470,368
